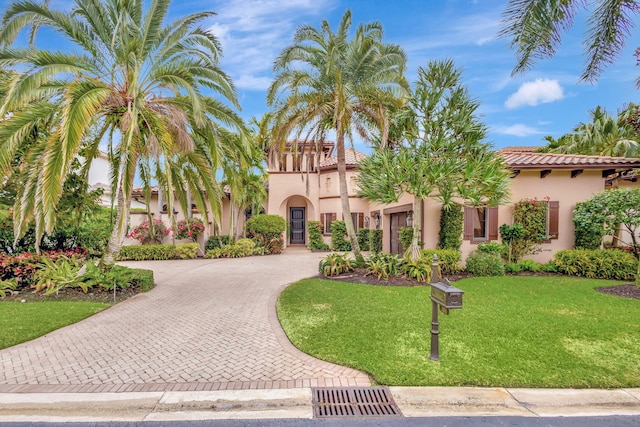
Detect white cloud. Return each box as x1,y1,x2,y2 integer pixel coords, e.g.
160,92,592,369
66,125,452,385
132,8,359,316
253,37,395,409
493,124,546,137
504,79,564,109
206,0,336,90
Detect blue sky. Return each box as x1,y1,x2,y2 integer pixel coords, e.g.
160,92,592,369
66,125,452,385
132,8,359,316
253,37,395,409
4,0,639,152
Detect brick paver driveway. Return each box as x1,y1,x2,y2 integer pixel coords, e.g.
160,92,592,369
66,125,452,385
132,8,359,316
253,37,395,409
0,249,369,392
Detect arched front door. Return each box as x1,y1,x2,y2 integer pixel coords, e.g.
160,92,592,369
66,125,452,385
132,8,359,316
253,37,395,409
290,207,306,244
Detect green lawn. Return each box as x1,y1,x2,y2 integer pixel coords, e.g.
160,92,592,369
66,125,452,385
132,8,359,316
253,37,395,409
277,276,640,388
0,302,110,350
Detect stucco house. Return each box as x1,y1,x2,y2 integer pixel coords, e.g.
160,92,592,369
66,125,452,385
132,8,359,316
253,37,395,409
124,144,640,262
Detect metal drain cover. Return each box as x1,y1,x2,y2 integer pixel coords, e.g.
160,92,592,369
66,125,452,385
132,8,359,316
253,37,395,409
312,386,402,418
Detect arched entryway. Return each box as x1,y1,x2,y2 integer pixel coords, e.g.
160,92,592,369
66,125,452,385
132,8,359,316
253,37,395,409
278,195,317,246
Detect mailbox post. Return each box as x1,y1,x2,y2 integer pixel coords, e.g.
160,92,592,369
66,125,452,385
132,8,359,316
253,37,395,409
429,254,464,361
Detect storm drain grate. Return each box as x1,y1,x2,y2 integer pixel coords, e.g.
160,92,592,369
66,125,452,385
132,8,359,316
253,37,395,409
312,387,402,418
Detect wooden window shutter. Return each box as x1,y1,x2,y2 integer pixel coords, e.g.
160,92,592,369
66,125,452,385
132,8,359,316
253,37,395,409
320,213,325,234
548,201,559,239
331,213,337,221
358,212,364,229
488,207,499,241
463,207,473,240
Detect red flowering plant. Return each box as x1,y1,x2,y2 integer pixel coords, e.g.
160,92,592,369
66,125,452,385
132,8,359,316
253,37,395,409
127,219,170,245
174,218,205,242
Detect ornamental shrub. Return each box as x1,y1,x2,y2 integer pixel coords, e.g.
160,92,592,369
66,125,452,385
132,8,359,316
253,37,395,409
174,243,199,259
504,198,550,262
330,221,351,251
307,221,330,250
357,229,371,250
127,219,170,245
364,252,403,280
477,241,508,258
118,244,176,261
399,227,413,252
174,218,205,242
438,204,463,250
319,253,354,276
369,229,383,253
553,249,637,281
206,238,256,258
205,235,230,251
419,249,462,275
465,251,505,276
246,214,286,254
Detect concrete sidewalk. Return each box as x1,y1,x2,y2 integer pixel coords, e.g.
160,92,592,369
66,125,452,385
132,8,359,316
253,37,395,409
0,387,638,422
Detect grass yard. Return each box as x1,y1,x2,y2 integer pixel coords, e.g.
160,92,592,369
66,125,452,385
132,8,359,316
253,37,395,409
0,302,110,350
277,276,640,388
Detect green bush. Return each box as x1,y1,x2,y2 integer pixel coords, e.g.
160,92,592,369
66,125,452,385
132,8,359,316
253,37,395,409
401,259,430,282
553,249,637,281
518,259,541,273
419,249,461,275
477,241,507,257
174,243,199,259
206,238,256,259
540,261,559,273
205,235,230,251
307,221,330,250
246,214,286,252
319,253,354,276
438,204,463,250
358,229,371,250
369,229,383,253
505,262,522,274
365,252,403,280
465,251,505,276
119,244,176,261
330,221,351,251
80,263,154,292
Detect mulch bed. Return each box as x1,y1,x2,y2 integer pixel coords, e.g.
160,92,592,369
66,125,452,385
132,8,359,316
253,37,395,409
3,286,145,304
322,268,640,300
594,284,640,300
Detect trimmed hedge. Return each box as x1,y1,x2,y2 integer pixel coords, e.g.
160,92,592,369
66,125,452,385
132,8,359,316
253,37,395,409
118,243,199,261
358,229,370,250
308,221,330,251
465,251,505,276
205,235,230,251
330,221,351,251
553,249,637,281
369,229,383,253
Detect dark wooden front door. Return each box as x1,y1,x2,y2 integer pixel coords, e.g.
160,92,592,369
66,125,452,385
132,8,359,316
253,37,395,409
290,207,306,244
390,212,407,254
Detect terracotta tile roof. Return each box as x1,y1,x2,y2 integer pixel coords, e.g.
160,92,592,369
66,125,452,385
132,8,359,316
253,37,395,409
499,149,640,170
318,148,367,169
499,146,542,153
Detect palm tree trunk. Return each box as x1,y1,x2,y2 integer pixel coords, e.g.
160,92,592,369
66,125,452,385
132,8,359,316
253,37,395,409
336,132,362,260
409,198,422,262
100,178,132,270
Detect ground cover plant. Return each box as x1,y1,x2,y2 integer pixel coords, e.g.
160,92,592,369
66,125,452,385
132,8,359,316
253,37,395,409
277,276,640,388
0,301,109,350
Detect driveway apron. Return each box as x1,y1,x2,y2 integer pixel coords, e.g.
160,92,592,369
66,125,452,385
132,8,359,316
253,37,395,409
0,251,370,392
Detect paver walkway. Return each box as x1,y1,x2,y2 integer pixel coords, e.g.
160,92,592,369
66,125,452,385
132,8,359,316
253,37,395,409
0,249,370,392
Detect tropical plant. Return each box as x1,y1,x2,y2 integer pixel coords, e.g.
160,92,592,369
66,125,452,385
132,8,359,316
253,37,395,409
319,253,354,277
573,188,640,262
358,60,511,261
268,9,409,261
174,218,205,242
0,0,250,269
0,278,17,298
500,0,640,82
542,105,640,157
246,214,286,254
33,257,86,295
364,252,403,280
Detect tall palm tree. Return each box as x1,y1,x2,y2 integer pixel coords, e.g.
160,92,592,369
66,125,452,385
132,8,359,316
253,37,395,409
500,0,640,82
545,105,640,157
0,0,250,268
267,9,409,259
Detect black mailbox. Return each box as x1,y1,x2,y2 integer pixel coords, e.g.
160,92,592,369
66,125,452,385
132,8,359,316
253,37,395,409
430,279,464,310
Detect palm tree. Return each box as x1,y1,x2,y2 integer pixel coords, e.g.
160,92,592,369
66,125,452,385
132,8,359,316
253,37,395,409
267,9,409,259
0,0,249,268
500,0,640,82
544,105,640,157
